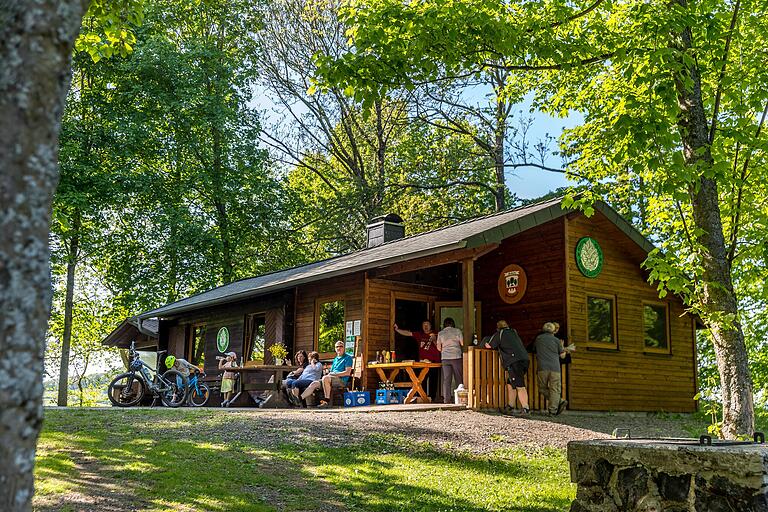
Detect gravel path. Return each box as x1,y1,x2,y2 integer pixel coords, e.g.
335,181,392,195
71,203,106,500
130,407,703,453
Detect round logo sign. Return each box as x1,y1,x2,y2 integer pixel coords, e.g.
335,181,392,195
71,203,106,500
576,237,604,278
497,264,527,304
216,327,230,353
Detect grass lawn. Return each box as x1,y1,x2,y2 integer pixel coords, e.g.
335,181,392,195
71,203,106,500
35,408,575,512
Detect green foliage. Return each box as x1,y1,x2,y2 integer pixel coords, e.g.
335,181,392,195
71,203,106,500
75,0,144,62
318,300,345,353
320,0,767,432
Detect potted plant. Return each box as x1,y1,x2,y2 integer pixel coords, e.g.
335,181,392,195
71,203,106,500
268,343,288,365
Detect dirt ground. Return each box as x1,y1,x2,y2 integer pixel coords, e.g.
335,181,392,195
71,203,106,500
203,407,703,451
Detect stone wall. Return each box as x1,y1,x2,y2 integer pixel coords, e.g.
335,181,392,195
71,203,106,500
568,439,768,511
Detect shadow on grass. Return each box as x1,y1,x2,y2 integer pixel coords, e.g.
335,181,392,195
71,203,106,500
38,411,574,512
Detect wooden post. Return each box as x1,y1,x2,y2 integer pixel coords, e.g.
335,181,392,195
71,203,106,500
461,257,475,346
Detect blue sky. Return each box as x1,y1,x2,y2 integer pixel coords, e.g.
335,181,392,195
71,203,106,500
252,87,580,201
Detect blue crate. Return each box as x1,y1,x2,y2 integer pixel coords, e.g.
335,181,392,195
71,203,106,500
375,389,405,405
344,391,371,407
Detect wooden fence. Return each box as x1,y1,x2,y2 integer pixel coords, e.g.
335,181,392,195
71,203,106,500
466,347,568,410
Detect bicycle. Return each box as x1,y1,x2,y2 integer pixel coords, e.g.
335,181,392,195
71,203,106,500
186,371,210,407
107,341,188,408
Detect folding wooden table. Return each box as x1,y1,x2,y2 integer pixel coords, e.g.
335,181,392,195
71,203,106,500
368,361,442,403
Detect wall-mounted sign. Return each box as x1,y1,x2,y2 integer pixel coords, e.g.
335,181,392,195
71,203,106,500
216,327,230,353
576,237,604,278
497,264,527,304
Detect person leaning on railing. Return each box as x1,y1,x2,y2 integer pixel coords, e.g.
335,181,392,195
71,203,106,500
484,320,530,415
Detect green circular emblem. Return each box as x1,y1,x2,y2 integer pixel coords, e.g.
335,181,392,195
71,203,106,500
216,327,230,353
576,237,604,278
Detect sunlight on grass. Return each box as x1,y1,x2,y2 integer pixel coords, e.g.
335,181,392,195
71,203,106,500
36,409,575,512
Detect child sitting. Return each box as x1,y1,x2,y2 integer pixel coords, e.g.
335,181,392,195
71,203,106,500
218,352,238,407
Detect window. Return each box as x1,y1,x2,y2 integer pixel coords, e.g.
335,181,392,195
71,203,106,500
643,302,670,353
587,295,616,348
245,314,266,363
317,299,345,354
189,325,206,367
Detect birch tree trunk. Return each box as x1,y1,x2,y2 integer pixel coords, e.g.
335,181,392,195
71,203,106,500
0,1,87,510
671,0,754,438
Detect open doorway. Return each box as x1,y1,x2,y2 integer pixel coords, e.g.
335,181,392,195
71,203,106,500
393,298,431,360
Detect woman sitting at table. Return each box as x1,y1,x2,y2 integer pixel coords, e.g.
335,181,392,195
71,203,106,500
282,350,308,401
285,351,322,406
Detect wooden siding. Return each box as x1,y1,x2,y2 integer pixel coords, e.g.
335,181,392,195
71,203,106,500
566,212,697,412
474,218,567,344
157,292,293,377
293,272,365,356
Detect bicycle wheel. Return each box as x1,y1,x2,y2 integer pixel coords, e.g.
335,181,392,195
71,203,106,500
108,372,145,407
189,383,210,407
159,370,187,407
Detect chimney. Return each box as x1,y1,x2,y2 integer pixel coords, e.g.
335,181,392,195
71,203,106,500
366,213,404,248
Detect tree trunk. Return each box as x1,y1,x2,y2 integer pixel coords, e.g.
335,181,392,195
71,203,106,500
493,96,507,211
670,0,754,438
57,210,80,406
0,1,87,510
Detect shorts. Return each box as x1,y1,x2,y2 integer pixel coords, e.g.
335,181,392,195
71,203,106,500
506,360,529,388
328,375,348,389
220,378,235,393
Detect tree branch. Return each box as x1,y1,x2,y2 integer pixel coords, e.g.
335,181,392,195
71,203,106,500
708,0,741,144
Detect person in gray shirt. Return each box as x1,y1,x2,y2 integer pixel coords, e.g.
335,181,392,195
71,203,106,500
437,317,464,403
534,322,568,415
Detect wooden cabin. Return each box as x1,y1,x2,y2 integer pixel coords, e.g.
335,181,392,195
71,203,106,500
106,197,698,412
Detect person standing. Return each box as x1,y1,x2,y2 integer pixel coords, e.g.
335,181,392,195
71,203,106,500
436,317,464,404
485,320,530,414
534,322,568,415
394,320,441,401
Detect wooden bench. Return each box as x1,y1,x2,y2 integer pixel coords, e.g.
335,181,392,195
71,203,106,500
305,356,362,407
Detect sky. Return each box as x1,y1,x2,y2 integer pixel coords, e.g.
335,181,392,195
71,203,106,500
251,86,581,202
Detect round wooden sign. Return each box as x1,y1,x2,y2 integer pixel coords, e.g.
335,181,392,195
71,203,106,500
216,327,230,353
576,237,604,278
497,264,527,304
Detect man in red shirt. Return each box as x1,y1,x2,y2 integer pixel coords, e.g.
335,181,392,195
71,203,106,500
394,321,442,401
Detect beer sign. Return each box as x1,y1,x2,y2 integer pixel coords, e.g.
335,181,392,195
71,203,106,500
497,264,527,304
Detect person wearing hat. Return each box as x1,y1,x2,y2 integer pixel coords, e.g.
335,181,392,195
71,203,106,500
218,352,238,406
164,354,198,389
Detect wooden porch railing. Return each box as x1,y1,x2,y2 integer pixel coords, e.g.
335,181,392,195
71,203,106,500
467,347,568,410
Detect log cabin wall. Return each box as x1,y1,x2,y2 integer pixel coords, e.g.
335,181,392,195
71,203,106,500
474,218,567,345
158,292,293,376
566,211,696,412
293,272,365,356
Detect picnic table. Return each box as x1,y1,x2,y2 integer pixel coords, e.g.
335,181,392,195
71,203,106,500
227,364,294,407
368,361,442,403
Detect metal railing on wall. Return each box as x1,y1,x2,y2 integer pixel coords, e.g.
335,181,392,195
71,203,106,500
467,347,568,410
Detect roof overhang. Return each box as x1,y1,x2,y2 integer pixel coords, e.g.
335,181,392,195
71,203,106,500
138,240,468,320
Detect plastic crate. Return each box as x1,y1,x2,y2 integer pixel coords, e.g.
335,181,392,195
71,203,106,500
343,391,371,407
375,389,405,405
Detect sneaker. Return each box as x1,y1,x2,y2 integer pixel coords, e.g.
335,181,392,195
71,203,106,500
317,399,330,408
501,405,515,415
555,400,568,416
519,408,530,415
